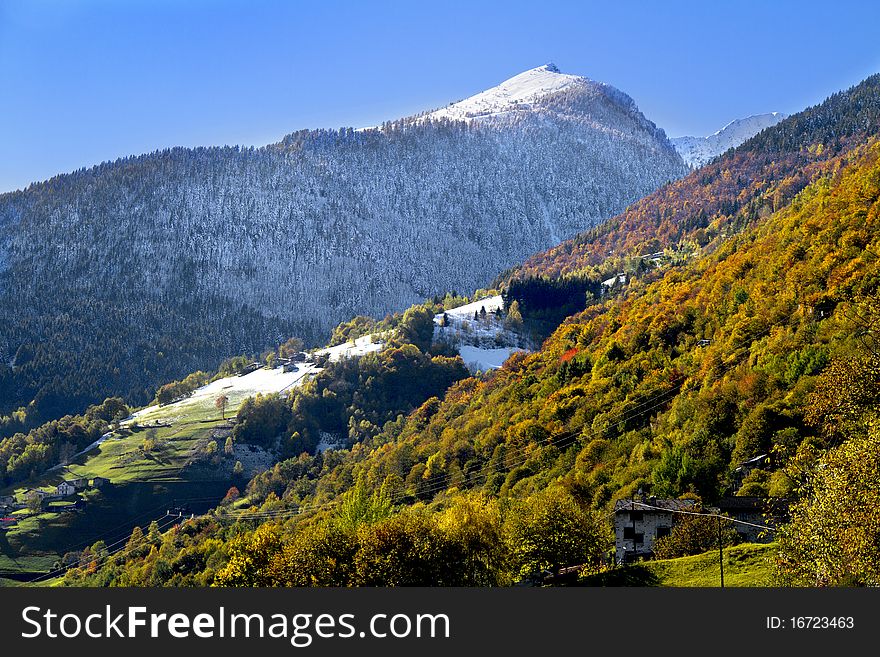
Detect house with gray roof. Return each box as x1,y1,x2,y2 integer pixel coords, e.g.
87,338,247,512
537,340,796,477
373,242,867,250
613,496,698,563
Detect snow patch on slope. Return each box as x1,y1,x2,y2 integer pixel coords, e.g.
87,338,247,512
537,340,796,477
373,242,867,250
315,334,384,362
128,364,319,425
671,113,786,168
126,335,387,427
433,295,526,372
458,346,523,371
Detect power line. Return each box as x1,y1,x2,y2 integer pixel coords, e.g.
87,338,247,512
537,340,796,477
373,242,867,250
22,494,224,586
26,513,179,585
627,500,777,533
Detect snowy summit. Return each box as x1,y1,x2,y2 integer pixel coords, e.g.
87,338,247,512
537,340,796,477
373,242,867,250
671,112,786,168
423,63,628,123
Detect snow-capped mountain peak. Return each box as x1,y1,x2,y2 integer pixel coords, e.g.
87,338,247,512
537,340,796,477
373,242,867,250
423,63,605,122
671,112,786,168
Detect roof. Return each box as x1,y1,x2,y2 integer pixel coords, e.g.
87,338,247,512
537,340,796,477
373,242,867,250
614,498,697,513
738,453,768,466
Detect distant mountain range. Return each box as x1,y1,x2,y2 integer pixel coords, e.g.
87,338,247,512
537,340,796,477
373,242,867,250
0,64,690,418
671,112,786,167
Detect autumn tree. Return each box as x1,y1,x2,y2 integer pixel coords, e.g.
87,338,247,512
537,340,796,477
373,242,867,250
397,305,435,351
215,394,229,420
333,478,394,533
269,523,358,587
652,511,740,559
279,337,305,358
504,485,610,581
353,511,460,586
214,523,283,587
437,493,509,585
775,428,880,585
504,299,523,331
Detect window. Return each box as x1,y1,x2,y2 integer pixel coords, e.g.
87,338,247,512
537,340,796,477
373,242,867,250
634,533,644,545
656,526,671,539
623,526,635,539
630,511,643,522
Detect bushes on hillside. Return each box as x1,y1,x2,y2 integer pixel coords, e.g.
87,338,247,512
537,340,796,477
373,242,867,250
233,393,293,450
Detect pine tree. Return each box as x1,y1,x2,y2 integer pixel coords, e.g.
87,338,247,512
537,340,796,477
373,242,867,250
147,520,162,545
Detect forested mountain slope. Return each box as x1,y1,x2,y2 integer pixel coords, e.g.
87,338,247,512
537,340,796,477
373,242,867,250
0,65,686,422
61,75,880,587
519,75,880,280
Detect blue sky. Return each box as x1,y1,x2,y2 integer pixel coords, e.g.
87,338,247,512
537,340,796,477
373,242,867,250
1,0,879,193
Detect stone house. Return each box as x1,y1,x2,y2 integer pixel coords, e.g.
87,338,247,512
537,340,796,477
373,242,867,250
91,476,110,488
613,497,697,563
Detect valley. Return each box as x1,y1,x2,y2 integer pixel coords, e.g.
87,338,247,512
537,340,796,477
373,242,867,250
2,60,879,590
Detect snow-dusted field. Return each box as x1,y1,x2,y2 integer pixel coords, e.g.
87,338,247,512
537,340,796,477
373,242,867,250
433,295,528,372
458,345,524,371
128,363,320,424
434,295,508,342
126,335,387,425
315,334,384,362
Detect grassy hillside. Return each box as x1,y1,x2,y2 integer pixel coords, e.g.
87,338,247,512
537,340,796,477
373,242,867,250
581,543,776,587
0,418,236,578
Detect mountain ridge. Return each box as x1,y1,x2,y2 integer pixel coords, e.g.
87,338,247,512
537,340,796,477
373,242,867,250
671,112,786,168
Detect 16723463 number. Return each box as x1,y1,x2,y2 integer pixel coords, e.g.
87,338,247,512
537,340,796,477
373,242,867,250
790,617,853,629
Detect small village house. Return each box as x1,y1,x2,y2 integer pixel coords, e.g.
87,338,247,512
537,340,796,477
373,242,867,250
238,362,262,376
91,476,110,488
56,481,79,497
613,496,697,563
0,495,15,507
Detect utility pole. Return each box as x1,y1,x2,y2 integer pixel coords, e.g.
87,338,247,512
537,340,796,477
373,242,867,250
717,514,725,588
